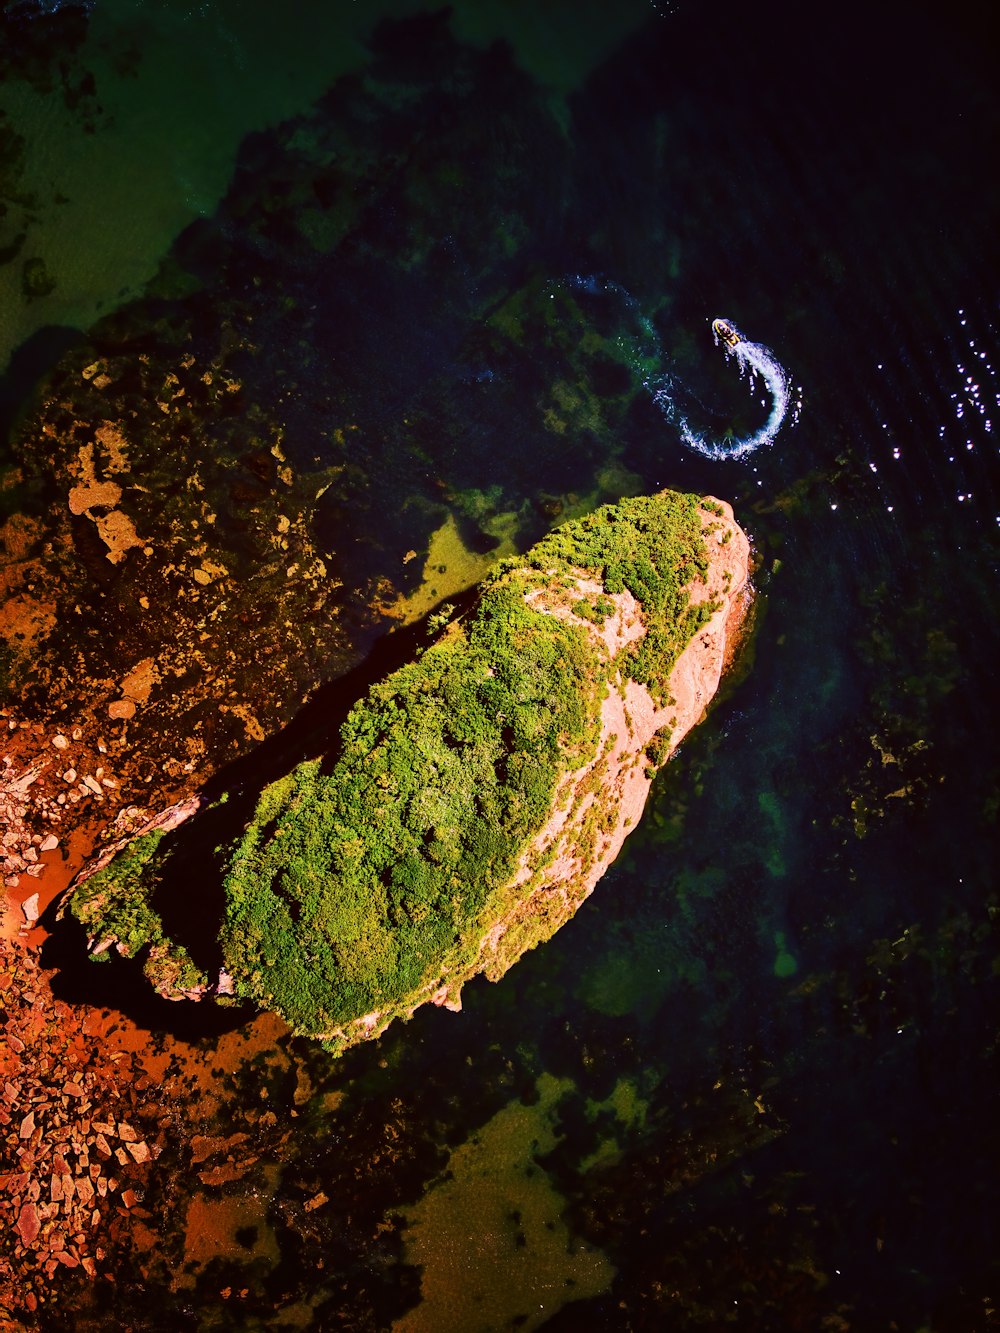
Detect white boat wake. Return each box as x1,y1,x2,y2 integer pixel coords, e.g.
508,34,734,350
565,278,796,461
659,318,793,460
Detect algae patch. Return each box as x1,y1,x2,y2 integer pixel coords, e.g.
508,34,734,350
389,509,519,624
394,1073,614,1333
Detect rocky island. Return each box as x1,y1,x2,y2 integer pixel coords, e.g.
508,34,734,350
66,489,750,1051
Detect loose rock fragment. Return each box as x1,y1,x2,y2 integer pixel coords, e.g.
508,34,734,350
0,937,161,1307
17,1202,40,1245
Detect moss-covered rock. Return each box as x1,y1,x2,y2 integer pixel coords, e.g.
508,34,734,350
67,489,751,1050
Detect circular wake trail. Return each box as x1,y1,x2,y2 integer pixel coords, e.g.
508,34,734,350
564,280,795,461
669,318,792,460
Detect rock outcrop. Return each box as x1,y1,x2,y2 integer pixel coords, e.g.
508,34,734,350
66,490,751,1053
325,493,751,1047
434,497,750,1000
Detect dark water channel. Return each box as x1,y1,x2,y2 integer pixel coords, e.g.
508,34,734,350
2,0,998,1328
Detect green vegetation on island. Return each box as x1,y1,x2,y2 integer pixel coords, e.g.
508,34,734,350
70,491,714,1043
69,829,208,996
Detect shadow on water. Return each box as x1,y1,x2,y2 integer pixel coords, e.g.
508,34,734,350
41,587,479,1036
40,912,259,1041
0,325,85,463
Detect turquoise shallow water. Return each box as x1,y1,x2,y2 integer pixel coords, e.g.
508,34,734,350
2,0,998,1327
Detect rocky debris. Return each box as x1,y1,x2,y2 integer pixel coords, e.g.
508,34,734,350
0,942,164,1315
1,753,49,893
0,720,128,919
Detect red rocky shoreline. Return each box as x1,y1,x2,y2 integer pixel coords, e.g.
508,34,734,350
0,939,169,1321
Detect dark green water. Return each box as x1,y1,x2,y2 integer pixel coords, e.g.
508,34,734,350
2,0,998,1328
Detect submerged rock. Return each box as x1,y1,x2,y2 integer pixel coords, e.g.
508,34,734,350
67,490,750,1051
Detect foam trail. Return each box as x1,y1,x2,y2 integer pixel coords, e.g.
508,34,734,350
562,280,794,461
671,318,792,460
